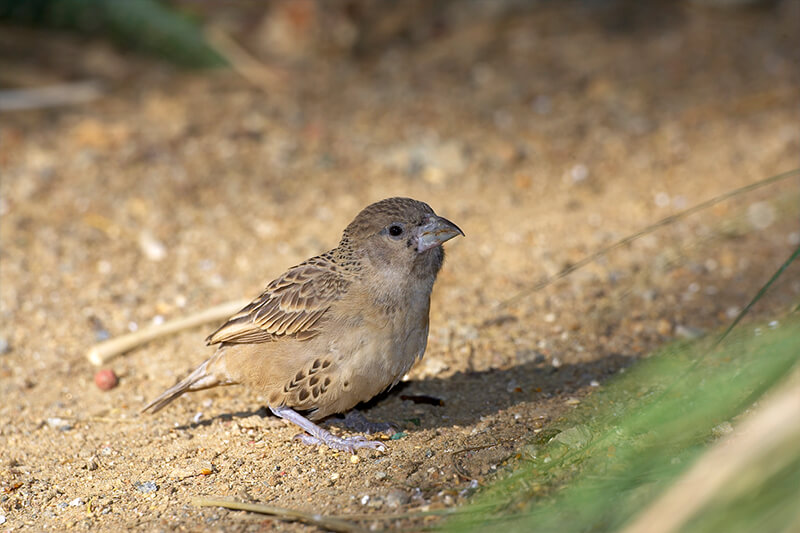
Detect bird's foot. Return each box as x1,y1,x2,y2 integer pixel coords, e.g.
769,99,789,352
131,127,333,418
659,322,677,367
340,410,398,435
294,432,386,453
270,405,387,453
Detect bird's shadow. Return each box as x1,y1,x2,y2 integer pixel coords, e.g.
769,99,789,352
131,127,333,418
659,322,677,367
174,353,633,432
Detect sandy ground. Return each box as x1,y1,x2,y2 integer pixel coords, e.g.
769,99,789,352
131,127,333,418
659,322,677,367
1,1,799,531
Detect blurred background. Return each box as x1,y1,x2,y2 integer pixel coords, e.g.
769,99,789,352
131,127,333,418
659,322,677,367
0,0,798,531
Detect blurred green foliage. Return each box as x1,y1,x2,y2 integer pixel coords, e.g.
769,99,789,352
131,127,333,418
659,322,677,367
0,0,226,67
445,311,800,532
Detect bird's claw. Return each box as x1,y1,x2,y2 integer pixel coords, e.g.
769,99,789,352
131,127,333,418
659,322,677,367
294,432,386,453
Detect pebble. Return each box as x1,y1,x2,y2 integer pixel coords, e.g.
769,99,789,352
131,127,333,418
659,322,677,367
94,369,118,391
747,201,775,230
675,325,705,339
0,337,10,354
138,231,167,261
531,95,552,115
656,319,672,336
570,164,589,183
135,481,158,494
654,192,670,207
46,417,72,431
374,471,387,481
711,421,734,438
69,497,84,507
386,489,410,509
0,515,4,524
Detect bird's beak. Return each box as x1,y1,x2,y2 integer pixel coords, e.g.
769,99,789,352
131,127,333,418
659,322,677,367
415,215,465,253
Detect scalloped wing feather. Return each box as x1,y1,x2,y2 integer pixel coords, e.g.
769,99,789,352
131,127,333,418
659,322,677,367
205,258,348,345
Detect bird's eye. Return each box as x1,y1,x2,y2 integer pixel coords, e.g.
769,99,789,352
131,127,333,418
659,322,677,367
388,225,404,237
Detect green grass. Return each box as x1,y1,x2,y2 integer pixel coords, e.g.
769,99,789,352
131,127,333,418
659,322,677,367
0,0,226,67
444,314,800,532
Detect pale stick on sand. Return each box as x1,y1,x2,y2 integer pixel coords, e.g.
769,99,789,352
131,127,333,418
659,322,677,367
87,299,249,366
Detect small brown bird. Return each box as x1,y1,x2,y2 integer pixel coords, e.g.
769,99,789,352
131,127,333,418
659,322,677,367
143,197,463,452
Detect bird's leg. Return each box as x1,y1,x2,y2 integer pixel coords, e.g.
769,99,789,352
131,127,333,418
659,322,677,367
340,410,398,435
270,406,386,453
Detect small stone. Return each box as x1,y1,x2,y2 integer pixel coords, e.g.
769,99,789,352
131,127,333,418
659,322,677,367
94,369,118,391
590,380,600,387
570,164,589,183
360,494,370,505
386,489,409,509
86,457,98,471
135,481,158,494
656,319,672,336
374,471,387,481
711,421,734,438
552,425,592,448
0,338,10,354
330,472,340,481
46,417,72,431
69,497,84,507
350,455,360,464
138,231,167,261
0,514,5,524
747,201,775,230
551,356,562,369
532,95,552,115
675,325,705,339
565,397,580,405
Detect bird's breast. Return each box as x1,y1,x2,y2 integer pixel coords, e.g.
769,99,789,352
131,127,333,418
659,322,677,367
327,292,431,401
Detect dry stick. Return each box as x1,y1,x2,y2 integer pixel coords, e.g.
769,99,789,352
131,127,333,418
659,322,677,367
621,367,800,533
0,81,104,111
193,496,483,527
192,497,366,533
204,26,286,91
498,168,800,309
86,299,249,366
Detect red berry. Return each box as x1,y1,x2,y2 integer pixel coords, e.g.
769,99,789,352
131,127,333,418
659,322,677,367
94,369,118,391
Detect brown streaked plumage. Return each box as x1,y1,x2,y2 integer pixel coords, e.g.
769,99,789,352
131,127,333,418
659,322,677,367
142,197,463,452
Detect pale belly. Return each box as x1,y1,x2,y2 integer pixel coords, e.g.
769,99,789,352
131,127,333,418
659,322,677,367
317,314,430,417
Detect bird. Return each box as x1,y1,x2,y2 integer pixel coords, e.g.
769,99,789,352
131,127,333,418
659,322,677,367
142,197,463,452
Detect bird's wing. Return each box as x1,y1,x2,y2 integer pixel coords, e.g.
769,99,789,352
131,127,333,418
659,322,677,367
205,256,349,345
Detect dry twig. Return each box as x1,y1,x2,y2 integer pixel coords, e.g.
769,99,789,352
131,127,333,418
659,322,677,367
86,299,249,366
192,497,366,533
205,26,287,92
0,81,104,111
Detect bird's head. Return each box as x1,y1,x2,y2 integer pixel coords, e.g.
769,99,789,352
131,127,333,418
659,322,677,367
340,197,464,280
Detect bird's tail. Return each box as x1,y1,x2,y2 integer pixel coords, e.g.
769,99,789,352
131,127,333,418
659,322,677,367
141,353,234,414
